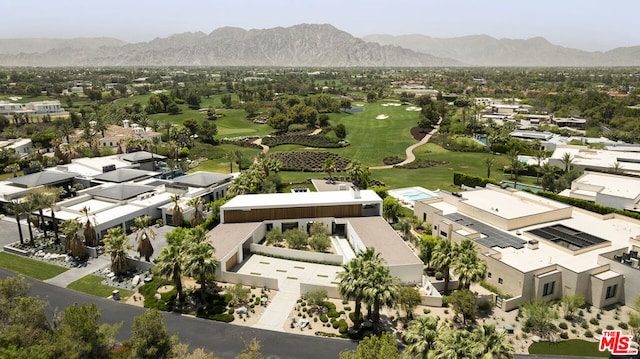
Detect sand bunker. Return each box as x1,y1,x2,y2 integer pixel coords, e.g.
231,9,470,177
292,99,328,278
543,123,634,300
381,103,402,107
406,106,422,112
376,114,389,120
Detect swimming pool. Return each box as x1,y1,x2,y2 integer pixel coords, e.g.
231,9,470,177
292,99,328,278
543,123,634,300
388,186,440,206
401,190,438,200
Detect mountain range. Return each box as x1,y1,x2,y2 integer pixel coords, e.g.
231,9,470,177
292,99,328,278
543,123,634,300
1,24,639,67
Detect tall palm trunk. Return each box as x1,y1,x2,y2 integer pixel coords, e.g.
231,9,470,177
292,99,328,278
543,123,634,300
353,300,362,330
200,272,207,303
174,265,184,302
27,216,34,246
443,268,450,295
14,213,24,245
38,209,48,238
52,211,59,244
373,300,381,334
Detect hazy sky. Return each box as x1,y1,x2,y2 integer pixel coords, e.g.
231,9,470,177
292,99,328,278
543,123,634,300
3,0,638,52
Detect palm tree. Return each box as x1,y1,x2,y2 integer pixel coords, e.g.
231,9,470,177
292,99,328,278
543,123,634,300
484,156,495,178
454,252,487,290
60,219,86,260
322,157,336,180
540,163,556,191
169,194,184,227
42,188,63,244
25,190,49,238
226,151,235,173
403,316,440,359
337,247,383,330
234,150,244,171
511,158,524,190
431,239,454,294
472,324,514,359
363,262,399,334
80,206,98,247
610,161,624,174
534,150,548,184
560,152,574,174
337,257,366,329
187,197,205,227
182,227,217,303
346,160,370,189
4,163,20,177
6,200,27,245
103,227,131,276
154,244,185,302
433,325,471,359
506,149,520,179
134,216,155,261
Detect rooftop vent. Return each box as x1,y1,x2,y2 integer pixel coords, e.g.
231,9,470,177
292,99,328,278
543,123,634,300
527,239,539,250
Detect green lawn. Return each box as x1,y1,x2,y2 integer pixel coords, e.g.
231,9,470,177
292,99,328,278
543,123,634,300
528,339,608,357
371,143,515,190
0,252,68,280
327,102,421,167
67,274,134,299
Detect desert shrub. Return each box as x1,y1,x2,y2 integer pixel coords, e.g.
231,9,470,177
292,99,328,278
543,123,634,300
210,313,234,323
619,322,629,330
581,321,589,329
585,330,593,338
560,332,569,339
383,156,403,165
589,318,599,325
559,322,568,330
349,311,363,323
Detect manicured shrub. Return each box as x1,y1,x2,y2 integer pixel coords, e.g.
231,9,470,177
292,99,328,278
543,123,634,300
319,314,328,323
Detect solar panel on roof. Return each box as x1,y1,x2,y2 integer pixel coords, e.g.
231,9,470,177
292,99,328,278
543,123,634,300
445,213,526,249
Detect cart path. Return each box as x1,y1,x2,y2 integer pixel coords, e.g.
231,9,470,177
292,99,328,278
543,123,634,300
370,117,442,170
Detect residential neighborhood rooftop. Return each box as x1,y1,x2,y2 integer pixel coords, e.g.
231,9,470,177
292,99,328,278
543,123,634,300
222,189,381,210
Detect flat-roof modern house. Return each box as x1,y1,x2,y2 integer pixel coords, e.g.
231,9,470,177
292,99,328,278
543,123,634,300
552,117,587,130
414,185,640,311
560,172,640,212
42,171,232,241
548,145,640,176
0,138,32,157
207,189,424,288
415,185,640,310
97,123,161,150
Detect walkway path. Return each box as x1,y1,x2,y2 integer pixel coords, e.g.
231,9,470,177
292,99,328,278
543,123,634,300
44,256,110,287
252,284,298,332
370,118,442,170
252,137,269,154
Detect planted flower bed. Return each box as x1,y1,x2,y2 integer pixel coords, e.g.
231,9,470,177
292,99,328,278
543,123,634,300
262,134,347,148
269,151,351,172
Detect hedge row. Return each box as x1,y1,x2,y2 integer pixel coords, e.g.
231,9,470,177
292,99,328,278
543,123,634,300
453,172,500,188
536,191,640,221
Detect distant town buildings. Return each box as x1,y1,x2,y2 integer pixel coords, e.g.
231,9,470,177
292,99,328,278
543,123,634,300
0,100,68,119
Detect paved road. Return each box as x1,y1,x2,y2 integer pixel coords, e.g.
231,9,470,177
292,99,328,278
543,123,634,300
0,268,357,359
